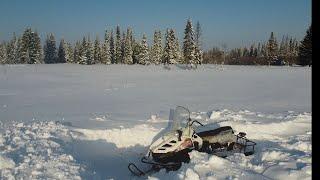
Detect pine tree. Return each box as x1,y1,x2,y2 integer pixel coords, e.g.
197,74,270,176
29,31,42,64
20,28,32,63
58,39,67,63
65,42,73,63
151,30,162,64
44,33,57,64
173,33,182,63
266,32,278,59
123,28,133,64
101,30,111,64
94,36,101,64
298,25,312,66
132,38,142,64
0,42,7,64
6,33,18,64
183,19,196,64
138,34,150,65
73,41,81,64
109,30,115,64
163,29,179,64
115,25,122,64
78,37,88,65
86,36,94,65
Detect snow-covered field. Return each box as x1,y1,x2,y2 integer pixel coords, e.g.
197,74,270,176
0,64,311,179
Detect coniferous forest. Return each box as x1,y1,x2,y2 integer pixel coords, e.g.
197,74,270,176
0,20,312,66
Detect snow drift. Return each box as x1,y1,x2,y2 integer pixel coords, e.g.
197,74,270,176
0,110,311,179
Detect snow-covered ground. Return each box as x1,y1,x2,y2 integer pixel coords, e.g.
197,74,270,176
0,64,311,179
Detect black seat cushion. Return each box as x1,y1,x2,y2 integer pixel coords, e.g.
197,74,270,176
197,126,233,137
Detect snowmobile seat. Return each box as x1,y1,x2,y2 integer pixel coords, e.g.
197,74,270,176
197,126,233,138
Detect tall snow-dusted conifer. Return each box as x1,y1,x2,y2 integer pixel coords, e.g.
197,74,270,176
163,29,180,64
151,30,162,64
6,33,18,64
120,32,126,64
78,37,88,64
298,25,312,66
94,36,101,64
123,28,133,64
132,37,142,64
29,31,42,64
86,36,94,65
65,42,73,63
138,34,150,65
44,33,57,64
0,43,7,64
115,25,122,64
101,30,111,64
109,30,115,64
183,19,196,64
266,32,278,59
20,28,32,63
58,39,67,63
73,41,81,64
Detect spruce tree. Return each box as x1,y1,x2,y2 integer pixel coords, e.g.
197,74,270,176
58,39,67,63
183,19,196,64
132,39,142,64
120,32,126,64
94,36,101,64
123,28,133,64
6,33,18,64
65,42,74,63
20,28,32,63
109,30,115,64
163,29,180,64
85,36,94,65
266,32,278,59
151,30,162,64
0,43,7,64
115,25,121,64
78,37,88,64
173,32,182,63
138,34,150,65
298,25,312,66
101,30,111,64
29,31,42,64
44,33,57,64
73,41,81,64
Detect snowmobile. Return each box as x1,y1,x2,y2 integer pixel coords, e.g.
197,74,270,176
128,106,256,176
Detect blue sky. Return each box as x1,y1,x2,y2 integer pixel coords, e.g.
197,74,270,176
0,0,311,49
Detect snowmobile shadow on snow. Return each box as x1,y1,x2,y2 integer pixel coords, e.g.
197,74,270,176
68,138,148,179
128,106,257,176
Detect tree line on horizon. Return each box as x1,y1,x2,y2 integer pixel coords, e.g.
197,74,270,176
203,27,311,66
0,19,202,66
0,21,312,66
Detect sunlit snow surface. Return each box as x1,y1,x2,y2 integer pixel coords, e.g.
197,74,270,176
0,64,311,179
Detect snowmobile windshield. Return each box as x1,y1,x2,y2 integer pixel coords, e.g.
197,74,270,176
172,106,190,131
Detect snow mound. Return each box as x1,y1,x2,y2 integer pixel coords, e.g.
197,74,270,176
71,124,160,148
0,121,86,179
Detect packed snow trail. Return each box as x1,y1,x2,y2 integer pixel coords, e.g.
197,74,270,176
0,109,311,179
